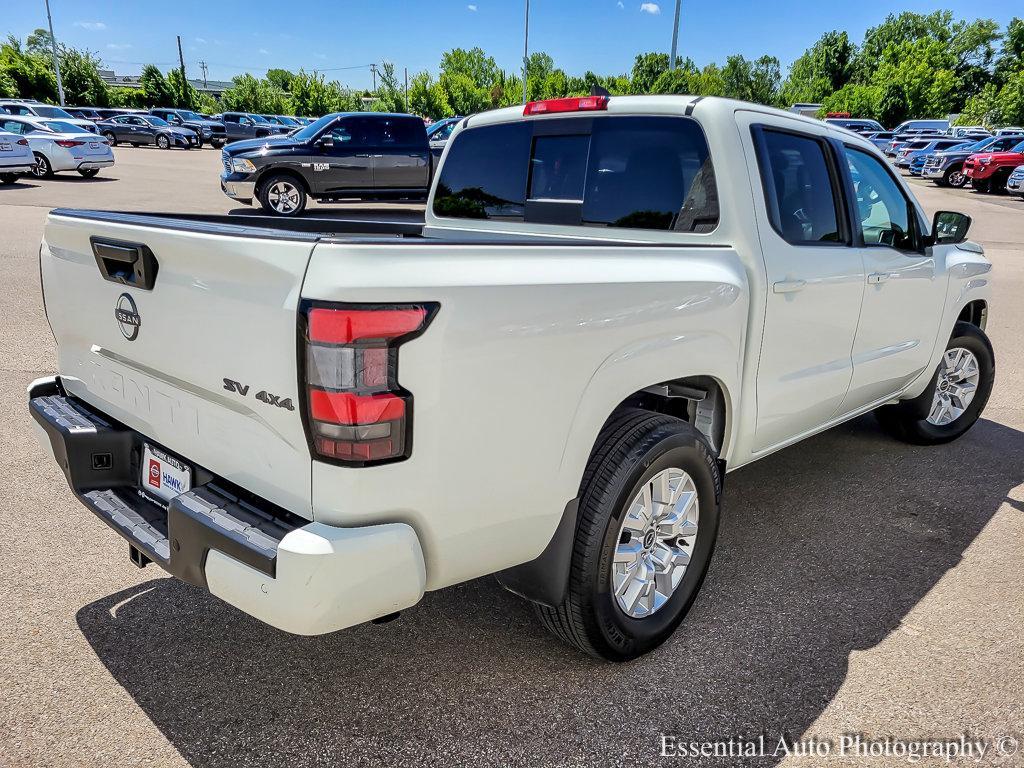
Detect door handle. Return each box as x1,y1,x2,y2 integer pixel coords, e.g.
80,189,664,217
773,279,806,294
355,153,372,158
867,272,891,284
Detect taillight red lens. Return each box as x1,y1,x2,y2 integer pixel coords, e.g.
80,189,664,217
303,303,435,465
55,139,85,148
16,138,28,146
524,96,609,116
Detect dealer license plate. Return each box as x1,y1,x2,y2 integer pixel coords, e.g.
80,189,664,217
141,443,192,503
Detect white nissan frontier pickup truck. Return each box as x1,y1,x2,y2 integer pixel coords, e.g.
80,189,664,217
29,95,994,661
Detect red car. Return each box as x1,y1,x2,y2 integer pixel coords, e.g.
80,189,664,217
963,138,1024,192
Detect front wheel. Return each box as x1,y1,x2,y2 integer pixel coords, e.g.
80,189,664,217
943,166,968,188
971,177,992,193
258,174,307,216
875,321,994,445
156,134,171,150
535,409,722,661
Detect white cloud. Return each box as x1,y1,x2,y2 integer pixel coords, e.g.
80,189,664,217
75,21,106,30
617,1,624,7
258,48,269,55
195,37,207,44
640,2,660,13
106,43,132,50
467,4,477,10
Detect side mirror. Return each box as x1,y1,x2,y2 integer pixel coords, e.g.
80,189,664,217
930,210,972,246
318,134,334,149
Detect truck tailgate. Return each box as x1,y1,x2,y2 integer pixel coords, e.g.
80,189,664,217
40,212,316,519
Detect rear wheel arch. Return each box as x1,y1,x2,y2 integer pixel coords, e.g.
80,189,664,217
496,375,730,609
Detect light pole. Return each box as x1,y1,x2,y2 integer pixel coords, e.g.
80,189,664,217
44,0,65,106
669,0,681,71
522,0,530,105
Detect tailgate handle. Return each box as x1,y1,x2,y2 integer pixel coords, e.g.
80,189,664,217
91,237,159,291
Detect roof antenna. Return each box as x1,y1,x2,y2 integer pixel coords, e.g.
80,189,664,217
590,84,611,98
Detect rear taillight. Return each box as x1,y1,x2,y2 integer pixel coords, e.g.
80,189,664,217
524,96,608,116
55,139,85,148
301,303,436,465
16,139,27,146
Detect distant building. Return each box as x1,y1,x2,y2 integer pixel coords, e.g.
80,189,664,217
98,69,233,98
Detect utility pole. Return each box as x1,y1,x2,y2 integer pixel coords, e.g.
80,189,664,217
404,67,409,113
176,35,187,105
669,0,681,70
199,60,209,89
44,0,65,106
370,63,378,91
522,0,530,104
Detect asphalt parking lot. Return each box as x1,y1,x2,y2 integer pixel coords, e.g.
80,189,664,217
1,145,1023,768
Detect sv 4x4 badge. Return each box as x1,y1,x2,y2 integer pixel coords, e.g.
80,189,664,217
223,378,295,411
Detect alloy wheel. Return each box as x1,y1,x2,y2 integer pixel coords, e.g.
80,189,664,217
948,170,966,187
927,347,980,426
611,467,699,619
267,181,301,214
32,154,50,177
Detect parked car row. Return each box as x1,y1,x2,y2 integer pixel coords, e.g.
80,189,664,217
0,115,114,181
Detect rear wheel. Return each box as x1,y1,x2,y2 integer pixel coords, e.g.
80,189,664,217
0,173,17,184
156,134,171,150
535,409,722,661
102,131,117,146
77,168,99,178
31,152,53,178
875,322,994,445
258,174,307,216
943,166,967,188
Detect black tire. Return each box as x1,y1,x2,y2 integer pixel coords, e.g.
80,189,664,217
535,409,722,661
971,177,992,193
31,152,53,178
875,321,994,445
943,165,968,188
77,168,99,178
211,140,224,149
0,173,17,185
258,173,307,216
194,137,203,149
156,134,171,150
102,131,117,146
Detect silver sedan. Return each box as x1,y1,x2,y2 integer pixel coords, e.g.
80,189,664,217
0,115,114,178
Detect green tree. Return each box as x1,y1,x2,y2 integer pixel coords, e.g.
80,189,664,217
439,47,499,88
439,72,490,114
374,61,407,112
780,30,855,105
995,17,1024,85
266,68,295,92
166,68,198,110
59,48,110,106
630,52,679,93
0,35,57,102
408,71,451,119
25,28,53,57
0,67,16,97
139,64,174,107
289,70,335,116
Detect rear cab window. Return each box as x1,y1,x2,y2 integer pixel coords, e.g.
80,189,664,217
433,115,719,234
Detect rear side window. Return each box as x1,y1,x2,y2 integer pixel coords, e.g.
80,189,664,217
433,115,719,232
754,129,843,245
377,118,426,146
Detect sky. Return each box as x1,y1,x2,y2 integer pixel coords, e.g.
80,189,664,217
5,0,1021,90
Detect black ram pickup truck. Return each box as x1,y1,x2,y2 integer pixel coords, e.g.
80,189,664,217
220,112,433,215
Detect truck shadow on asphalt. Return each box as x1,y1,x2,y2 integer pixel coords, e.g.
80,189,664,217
76,415,1022,767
